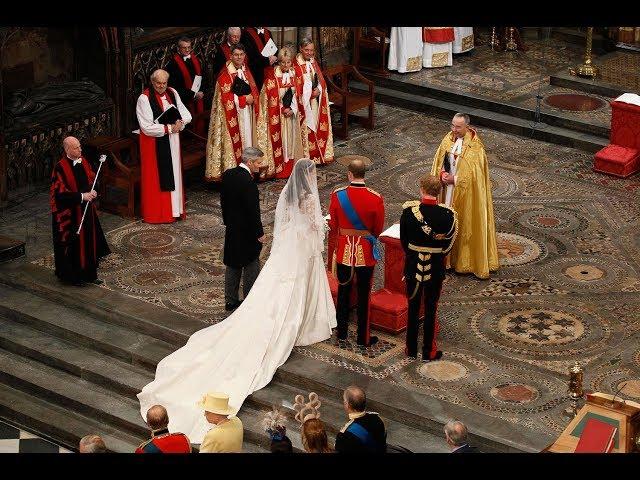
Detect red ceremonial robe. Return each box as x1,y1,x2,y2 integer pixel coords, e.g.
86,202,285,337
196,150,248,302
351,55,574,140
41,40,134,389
138,88,186,224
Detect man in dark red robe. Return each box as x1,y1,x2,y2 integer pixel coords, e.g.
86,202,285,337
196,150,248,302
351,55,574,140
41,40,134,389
212,27,241,78
166,36,207,136
241,26,278,91
49,136,110,285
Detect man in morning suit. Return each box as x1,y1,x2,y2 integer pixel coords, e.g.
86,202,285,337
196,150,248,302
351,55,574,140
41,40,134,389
444,420,480,453
328,158,385,347
220,147,265,311
136,405,191,453
335,385,386,453
400,174,457,361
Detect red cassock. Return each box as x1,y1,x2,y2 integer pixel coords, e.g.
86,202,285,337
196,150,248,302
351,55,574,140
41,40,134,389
137,87,188,224
328,183,385,267
135,430,191,453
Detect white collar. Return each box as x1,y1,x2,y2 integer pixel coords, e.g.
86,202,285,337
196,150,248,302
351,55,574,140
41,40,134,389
67,155,82,166
256,28,265,34
239,163,252,175
183,54,191,61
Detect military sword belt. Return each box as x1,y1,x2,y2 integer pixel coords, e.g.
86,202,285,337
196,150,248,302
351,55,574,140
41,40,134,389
408,243,444,253
340,228,370,237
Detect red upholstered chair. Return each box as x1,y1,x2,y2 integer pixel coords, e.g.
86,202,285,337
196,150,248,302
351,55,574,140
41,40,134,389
593,100,640,177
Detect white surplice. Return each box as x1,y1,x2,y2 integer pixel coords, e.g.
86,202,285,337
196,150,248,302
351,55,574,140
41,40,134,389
445,137,463,207
137,159,337,444
234,67,254,148
136,87,192,218
453,27,474,54
388,27,423,73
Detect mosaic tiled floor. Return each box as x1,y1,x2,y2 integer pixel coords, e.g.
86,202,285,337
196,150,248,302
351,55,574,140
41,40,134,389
0,420,72,453
9,103,640,445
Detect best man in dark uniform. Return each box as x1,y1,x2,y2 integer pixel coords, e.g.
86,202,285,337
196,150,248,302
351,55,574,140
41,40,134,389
328,158,385,347
136,405,192,453
400,174,457,360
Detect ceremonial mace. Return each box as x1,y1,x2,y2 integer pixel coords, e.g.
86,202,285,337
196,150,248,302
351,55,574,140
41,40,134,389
77,154,107,235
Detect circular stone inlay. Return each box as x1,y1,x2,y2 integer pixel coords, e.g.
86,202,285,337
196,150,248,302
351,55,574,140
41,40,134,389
133,270,179,286
188,288,224,308
544,94,606,112
536,216,561,227
490,383,539,404
619,379,640,400
563,264,605,282
498,309,584,345
497,232,543,266
418,360,468,382
129,231,175,249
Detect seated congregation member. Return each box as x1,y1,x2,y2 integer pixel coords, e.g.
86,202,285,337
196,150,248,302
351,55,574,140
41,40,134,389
199,392,244,453
78,434,107,453
262,407,293,453
257,45,304,179
205,43,260,182
302,418,333,453
294,38,334,165
50,136,111,286
444,420,480,453
136,69,192,224
136,405,191,453
335,385,386,453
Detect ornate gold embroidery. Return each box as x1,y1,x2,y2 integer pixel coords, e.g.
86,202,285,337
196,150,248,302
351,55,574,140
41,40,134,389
266,79,276,89
269,96,278,108
232,133,240,143
421,225,432,235
317,138,325,149
342,244,352,265
431,52,449,68
235,148,242,158
321,106,328,115
406,55,422,71
272,132,280,142
411,206,424,223
319,122,328,132
355,245,365,266
274,147,282,158
229,117,237,128
461,35,474,51
221,83,231,94
225,100,234,111
418,253,431,261
270,115,280,125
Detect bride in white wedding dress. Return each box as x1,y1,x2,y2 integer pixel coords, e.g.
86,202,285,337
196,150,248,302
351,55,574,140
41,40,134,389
137,158,337,443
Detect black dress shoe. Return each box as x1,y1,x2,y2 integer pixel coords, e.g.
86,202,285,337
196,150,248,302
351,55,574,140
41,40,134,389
422,350,443,362
92,279,104,285
404,346,417,359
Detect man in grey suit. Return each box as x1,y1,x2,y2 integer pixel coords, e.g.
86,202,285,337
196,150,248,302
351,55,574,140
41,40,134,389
220,147,265,311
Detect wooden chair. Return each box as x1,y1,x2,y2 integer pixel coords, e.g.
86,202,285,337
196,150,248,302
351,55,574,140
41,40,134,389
353,27,390,77
324,64,375,140
97,136,141,219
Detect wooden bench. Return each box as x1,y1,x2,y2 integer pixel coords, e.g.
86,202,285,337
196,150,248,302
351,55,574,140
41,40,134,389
324,65,375,140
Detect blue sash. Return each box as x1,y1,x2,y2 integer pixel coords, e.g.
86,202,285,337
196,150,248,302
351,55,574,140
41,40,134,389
346,422,377,450
336,189,381,261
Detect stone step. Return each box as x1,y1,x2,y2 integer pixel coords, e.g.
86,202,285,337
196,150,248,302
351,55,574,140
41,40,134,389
353,82,609,153
550,70,626,98
0,383,144,453
0,284,176,372
0,348,149,438
0,315,153,397
364,75,612,138
244,380,450,452
0,263,207,347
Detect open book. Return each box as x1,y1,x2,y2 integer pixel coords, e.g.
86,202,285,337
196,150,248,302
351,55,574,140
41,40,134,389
153,104,182,125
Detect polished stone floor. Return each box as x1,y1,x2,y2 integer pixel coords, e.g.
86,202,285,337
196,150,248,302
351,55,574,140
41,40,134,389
3,103,640,448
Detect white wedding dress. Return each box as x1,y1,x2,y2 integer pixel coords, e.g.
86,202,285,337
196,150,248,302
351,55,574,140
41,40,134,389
137,159,337,444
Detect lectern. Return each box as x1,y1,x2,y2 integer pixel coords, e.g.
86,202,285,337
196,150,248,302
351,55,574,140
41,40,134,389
547,392,640,453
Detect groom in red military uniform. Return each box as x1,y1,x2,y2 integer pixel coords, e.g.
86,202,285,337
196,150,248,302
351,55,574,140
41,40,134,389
328,158,385,347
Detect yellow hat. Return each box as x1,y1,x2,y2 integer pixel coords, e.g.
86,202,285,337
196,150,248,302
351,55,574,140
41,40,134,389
197,392,235,415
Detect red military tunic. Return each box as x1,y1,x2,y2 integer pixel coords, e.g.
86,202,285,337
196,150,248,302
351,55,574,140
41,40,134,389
135,428,191,453
328,182,385,267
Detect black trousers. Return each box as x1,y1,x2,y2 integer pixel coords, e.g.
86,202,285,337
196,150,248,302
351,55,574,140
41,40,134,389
405,276,444,358
336,263,374,345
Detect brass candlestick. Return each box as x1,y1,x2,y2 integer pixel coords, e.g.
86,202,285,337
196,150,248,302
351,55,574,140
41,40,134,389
505,27,518,51
564,361,584,418
570,27,599,78
490,27,501,51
